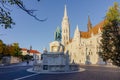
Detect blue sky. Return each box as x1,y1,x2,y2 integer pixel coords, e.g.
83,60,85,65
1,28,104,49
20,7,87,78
0,0,120,52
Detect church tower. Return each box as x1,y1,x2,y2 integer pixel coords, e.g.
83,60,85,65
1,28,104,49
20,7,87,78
61,5,70,45
87,16,92,31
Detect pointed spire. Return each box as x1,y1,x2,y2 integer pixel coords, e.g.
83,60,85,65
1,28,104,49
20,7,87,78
64,5,68,18
74,25,81,42
74,25,80,38
30,45,32,50
87,16,92,31
75,24,79,32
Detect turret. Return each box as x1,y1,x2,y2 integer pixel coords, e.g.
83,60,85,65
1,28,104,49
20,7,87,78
73,25,81,42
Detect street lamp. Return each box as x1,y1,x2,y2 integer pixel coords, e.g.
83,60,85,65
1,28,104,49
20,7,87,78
85,47,88,64
85,43,90,65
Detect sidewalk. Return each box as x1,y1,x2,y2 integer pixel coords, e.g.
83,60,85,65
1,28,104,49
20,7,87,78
0,61,34,68
80,64,120,68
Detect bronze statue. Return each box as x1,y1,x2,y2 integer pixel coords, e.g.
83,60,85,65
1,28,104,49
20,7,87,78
54,27,61,41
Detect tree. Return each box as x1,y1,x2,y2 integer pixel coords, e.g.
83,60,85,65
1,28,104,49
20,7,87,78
0,40,3,54
2,44,10,56
0,40,4,59
100,2,120,66
0,0,45,29
12,43,21,57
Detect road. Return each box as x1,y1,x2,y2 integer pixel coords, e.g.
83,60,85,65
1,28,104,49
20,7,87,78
0,65,120,80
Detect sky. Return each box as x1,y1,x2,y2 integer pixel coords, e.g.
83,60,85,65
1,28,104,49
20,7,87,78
0,0,120,53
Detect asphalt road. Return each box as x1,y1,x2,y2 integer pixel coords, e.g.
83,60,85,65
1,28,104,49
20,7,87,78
0,65,120,80
0,66,33,80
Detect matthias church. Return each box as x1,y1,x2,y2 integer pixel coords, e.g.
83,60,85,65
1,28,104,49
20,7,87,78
50,5,105,65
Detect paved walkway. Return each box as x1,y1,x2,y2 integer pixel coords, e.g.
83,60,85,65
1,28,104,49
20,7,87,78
0,61,34,68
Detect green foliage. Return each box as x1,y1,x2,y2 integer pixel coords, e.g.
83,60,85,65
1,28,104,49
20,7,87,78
12,43,22,57
100,2,120,66
106,2,120,22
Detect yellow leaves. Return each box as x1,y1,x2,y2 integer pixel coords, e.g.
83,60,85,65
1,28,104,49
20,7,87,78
106,2,120,22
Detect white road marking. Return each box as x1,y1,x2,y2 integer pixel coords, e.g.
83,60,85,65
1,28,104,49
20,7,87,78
13,73,40,80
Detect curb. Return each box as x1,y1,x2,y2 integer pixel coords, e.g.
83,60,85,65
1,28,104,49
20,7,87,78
27,68,85,74
80,64,119,68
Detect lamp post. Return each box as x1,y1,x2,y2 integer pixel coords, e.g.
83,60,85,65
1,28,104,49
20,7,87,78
85,46,88,64
85,47,88,64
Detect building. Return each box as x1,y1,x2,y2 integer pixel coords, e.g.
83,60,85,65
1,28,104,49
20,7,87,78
21,48,28,55
51,5,105,65
21,48,41,60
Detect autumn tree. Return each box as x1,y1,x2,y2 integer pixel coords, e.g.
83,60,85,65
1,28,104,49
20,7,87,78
0,40,3,54
0,40,4,59
100,2,120,66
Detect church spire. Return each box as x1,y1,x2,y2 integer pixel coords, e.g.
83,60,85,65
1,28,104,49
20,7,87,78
62,4,70,45
64,5,68,18
75,25,79,32
87,16,92,31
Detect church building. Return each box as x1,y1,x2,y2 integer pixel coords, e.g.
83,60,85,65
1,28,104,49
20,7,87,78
51,5,105,65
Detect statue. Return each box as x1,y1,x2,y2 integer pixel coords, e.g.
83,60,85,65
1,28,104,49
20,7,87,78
54,27,61,41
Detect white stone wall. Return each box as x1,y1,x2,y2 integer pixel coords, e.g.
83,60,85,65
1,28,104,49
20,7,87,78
64,32,103,65
42,53,66,65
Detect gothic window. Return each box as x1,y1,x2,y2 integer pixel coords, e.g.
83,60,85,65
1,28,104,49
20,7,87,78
90,41,92,44
66,36,68,40
82,52,84,55
89,52,90,55
79,60,81,63
91,52,93,55
64,30,65,33
66,29,67,33
74,54,76,58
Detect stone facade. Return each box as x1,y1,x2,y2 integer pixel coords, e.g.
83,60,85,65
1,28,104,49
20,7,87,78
57,5,105,65
42,52,66,71
50,41,64,52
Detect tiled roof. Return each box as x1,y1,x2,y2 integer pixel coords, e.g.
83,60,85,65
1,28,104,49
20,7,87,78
80,20,105,38
21,48,27,51
28,50,40,54
80,31,91,38
21,48,40,54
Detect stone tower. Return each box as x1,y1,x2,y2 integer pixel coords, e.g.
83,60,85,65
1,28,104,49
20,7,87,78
62,5,70,46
